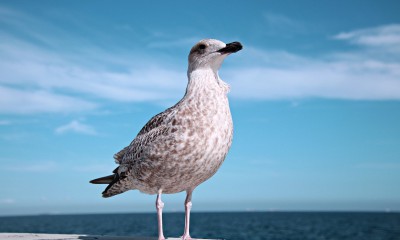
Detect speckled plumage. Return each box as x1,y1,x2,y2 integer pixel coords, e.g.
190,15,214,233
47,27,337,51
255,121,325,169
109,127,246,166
91,39,242,240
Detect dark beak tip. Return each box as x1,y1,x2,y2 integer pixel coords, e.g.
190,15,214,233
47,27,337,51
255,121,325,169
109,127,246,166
228,41,243,52
232,41,243,48
218,41,243,54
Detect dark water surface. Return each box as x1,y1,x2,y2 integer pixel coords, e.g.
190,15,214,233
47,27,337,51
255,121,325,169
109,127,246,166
1,212,399,240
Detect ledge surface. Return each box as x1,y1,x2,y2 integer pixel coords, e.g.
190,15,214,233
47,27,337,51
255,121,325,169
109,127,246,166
0,233,221,240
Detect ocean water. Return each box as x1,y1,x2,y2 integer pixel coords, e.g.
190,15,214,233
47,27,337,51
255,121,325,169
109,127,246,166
1,212,399,240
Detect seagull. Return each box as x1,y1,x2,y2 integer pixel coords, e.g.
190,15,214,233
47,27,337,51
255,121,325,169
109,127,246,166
90,39,242,240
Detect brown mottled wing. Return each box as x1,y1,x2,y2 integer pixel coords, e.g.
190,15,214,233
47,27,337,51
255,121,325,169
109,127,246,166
118,106,176,165
102,107,177,197
113,146,129,164
137,108,174,136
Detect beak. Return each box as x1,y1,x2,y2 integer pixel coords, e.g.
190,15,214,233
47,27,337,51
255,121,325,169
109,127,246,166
217,41,243,54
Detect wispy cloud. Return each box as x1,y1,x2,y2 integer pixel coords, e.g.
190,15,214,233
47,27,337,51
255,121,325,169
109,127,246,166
226,24,400,100
55,120,97,135
0,120,11,125
1,160,113,174
0,33,185,112
356,162,400,170
0,86,97,114
72,163,115,173
0,6,185,115
1,5,400,117
263,12,306,35
147,37,200,49
0,198,15,204
334,24,400,50
3,161,58,172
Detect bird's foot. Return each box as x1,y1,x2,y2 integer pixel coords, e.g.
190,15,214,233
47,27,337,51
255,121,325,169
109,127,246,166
158,235,166,240
181,234,192,240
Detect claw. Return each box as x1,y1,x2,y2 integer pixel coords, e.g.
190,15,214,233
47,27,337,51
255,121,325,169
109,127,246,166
181,234,192,240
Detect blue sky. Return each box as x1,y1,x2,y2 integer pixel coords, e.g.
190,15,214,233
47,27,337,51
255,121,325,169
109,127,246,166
1,0,400,215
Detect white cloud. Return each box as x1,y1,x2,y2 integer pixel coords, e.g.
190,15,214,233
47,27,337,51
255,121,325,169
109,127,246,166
72,163,115,173
0,34,185,106
0,160,113,174
356,162,400,170
227,60,400,100
0,86,97,114
224,24,400,100
263,12,305,35
0,198,15,204
55,120,97,135
1,5,400,117
334,24,400,49
0,6,186,115
147,37,200,49
0,120,11,125
3,161,58,172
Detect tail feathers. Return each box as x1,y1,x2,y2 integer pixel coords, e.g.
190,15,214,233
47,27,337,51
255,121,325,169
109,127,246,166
90,175,115,184
101,173,132,198
102,179,131,198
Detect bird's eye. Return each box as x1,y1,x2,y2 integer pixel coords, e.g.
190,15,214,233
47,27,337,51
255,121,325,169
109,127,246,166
198,44,206,50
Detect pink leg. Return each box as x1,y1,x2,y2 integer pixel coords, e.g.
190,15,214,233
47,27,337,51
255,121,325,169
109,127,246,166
156,193,165,240
181,190,193,240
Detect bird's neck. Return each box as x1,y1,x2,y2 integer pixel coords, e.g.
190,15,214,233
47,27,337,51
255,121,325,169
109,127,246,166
184,68,230,98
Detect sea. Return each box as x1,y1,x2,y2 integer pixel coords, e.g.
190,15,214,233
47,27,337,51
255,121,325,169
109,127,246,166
1,212,399,240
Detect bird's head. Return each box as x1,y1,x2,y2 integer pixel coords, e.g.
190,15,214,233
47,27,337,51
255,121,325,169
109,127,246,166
188,39,242,73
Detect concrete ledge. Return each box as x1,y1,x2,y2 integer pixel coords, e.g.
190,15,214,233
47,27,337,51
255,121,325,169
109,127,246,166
0,233,221,240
